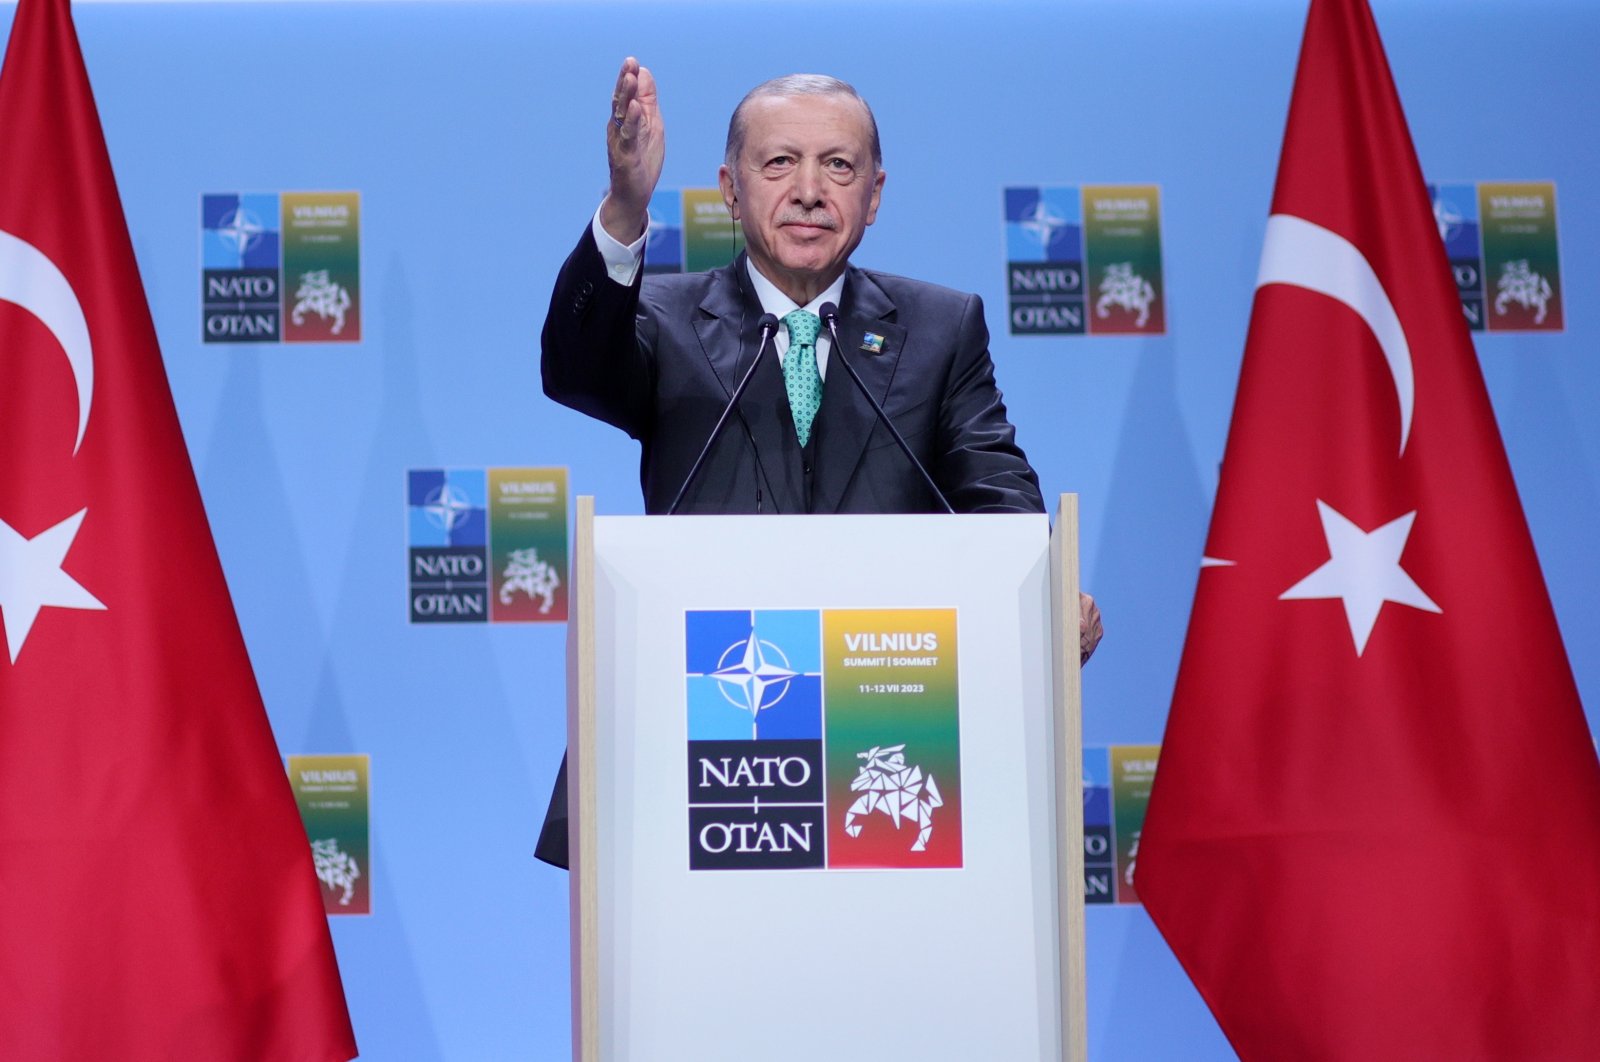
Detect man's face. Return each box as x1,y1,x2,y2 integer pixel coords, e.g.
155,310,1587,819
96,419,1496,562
718,93,886,305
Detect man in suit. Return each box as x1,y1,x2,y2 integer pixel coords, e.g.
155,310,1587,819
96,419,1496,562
536,59,1101,866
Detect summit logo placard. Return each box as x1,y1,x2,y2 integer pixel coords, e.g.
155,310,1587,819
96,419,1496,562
686,608,962,871
1082,744,1159,905
1005,185,1166,336
202,192,361,343
288,753,371,916
643,188,745,274
1428,180,1563,332
406,467,568,624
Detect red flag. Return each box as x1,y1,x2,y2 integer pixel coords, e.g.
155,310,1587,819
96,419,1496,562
0,1,356,1057
1136,0,1600,1058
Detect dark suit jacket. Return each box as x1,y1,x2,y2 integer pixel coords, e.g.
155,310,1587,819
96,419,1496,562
534,225,1044,866
541,224,1043,516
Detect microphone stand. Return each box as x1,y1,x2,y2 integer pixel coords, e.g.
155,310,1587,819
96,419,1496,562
666,313,780,515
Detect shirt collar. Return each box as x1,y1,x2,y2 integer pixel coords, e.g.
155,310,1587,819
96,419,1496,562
744,259,847,322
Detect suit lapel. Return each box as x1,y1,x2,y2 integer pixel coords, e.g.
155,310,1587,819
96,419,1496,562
691,258,806,513
810,268,907,514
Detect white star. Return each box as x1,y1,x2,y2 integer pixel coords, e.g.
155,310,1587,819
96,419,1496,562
1432,195,1463,244
1020,198,1067,252
0,508,106,665
422,483,473,532
1280,500,1440,656
711,632,796,720
216,207,264,259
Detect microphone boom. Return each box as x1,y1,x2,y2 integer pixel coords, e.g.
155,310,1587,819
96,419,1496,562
666,313,780,515
818,302,954,514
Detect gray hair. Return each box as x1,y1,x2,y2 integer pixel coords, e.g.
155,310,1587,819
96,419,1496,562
723,74,882,171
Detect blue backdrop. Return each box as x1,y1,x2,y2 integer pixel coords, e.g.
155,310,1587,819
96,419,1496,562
6,0,1595,1057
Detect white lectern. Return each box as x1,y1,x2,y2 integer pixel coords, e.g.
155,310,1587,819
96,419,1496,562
566,496,1085,1061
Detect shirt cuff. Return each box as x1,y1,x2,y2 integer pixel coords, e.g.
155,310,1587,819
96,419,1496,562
591,205,645,287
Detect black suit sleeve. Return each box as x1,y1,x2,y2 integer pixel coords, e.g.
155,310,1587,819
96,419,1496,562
540,224,657,441
931,293,1045,514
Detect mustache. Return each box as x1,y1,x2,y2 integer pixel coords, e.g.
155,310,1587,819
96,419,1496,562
775,210,837,229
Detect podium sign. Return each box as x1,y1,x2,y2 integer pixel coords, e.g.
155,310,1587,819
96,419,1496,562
568,502,1084,1060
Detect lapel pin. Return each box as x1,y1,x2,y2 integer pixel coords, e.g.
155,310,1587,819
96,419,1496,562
860,332,885,354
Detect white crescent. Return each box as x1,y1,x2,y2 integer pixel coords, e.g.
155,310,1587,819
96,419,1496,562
0,228,94,454
1256,213,1413,457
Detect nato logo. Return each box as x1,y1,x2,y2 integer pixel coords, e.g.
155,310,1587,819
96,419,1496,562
686,610,824,870
202,193,282,342
643,190,684,275
407,469,488,623
1005,186,1086,335
1082,748,1114,905
1428,182,1486,329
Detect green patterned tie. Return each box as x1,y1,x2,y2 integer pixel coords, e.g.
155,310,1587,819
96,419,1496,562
782,309,823,446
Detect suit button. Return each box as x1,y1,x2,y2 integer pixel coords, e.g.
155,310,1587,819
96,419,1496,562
802,463,812,475
580,281,594,295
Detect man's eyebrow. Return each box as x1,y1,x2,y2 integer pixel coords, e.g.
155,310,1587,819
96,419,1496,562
757,143,862,161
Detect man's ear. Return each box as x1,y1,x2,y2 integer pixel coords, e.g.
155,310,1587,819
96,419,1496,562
718,165,739,220
864,168,886,226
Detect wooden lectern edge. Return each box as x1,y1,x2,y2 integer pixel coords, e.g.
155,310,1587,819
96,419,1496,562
1051,493,1088,1062
570,496,599,1062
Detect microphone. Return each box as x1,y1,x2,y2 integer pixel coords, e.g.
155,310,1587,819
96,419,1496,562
667,312,781,515
818,302,954,514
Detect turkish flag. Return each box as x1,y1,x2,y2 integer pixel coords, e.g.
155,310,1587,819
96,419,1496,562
0,1,356,1058
1136,0,1600,1058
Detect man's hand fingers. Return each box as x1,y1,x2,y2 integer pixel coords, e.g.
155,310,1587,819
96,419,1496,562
600,57,662,244
610,98,636,141
1078,591,1103,665
608,64,659,147
613,68,657,141
611,77,635,127
634,63,658,118
610,56,639,115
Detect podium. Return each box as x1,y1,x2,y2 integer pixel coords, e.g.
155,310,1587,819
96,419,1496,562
565,496,1086,1061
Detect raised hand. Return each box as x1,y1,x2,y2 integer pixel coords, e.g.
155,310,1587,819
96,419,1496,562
599,57,664,244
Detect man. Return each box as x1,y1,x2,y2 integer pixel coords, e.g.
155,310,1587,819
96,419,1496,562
536,59,1102,866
